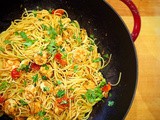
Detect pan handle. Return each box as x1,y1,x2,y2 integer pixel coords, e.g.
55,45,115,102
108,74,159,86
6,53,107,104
120,0,141,42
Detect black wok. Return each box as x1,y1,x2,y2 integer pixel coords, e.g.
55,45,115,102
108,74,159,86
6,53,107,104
0,0,141,120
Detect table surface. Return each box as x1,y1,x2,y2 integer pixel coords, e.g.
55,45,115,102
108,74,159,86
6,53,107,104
106,0,160,120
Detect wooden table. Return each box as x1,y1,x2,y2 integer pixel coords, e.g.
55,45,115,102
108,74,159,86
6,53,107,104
106,0,160,119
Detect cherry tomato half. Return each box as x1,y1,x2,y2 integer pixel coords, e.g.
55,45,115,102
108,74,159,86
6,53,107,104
11,68,21,79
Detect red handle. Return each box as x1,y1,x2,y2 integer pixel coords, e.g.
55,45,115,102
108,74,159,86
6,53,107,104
120,0,141,42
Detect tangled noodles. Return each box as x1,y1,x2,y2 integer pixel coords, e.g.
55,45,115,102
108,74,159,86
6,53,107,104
0,9,121,120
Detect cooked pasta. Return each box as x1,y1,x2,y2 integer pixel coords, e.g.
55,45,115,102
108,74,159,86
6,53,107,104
0,9,115,120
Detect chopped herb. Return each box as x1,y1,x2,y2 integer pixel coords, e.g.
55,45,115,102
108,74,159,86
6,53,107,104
74,65,78,73
42,76,47,80
109,93,112,97
19,64,30,72
42,64,49,70
58,20,66,34
19,89,24,93
90,34,95,39
48,8,52,14
32,10,37,17
32,74,38,83
57,80,62,85
62,53,67,59
47,40,58,54
70,87,75,91
41,24,48,30
81,94,85,99
48,26,57,39
14,31,19,35
38,110,46,117
108,100,114,107
23,80,27,87
98,79,107,88
23,38,35,47
84,87,103,103
43,117,49,120
20,31,35,47
103,54,109,59
92,58,101,63
0,47,4,52
88,46,94,51
0,81,8,91
4,40,11,44
77,36,81,43
43,86,50,91
20,31,27,39
19,99,28,106
56,89,65,98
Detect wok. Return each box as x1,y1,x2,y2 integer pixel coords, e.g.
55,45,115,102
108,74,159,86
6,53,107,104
0,0,141,120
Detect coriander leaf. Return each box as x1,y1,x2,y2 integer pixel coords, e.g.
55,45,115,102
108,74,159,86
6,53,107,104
19,99,28,106
43,117,49,120
90,34,95,39
0,47,4,52
108,100,114,107
92,58,101,63
41,24,48,30
20,31,27,39
19,64,30,72
23,38,35,47
32,74,38,83
0,81,8,91
57,80,62,85
88,46,94,51
103,54,109,59
85,87,103,103
43,86,50,91
48,26,57,39
42,64,49,70
74,65,78,73
56,89,65,98
38,110,46,117
47,40,58,53
98,79,107,88
48,8,52,14
14,31,19,35
4,40,11,44
32,10,37,17
42,76,47,80
23,80,27,87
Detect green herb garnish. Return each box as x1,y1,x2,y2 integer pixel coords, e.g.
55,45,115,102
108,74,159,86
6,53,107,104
32,74,38,83
19,99,28,106
56,89,65,98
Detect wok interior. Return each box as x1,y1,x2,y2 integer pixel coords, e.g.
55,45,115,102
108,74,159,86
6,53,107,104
0,0,137,120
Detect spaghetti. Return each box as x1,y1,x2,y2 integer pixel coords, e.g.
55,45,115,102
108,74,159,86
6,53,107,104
0,9,117,120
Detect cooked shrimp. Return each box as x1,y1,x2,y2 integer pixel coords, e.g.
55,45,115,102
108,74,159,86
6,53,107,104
24,85,36,100
33,51,49,65
73,48,89,63
3,59,20,70
39,64,53,78
29,101,41,114
40,81,53,93
3,99,18,116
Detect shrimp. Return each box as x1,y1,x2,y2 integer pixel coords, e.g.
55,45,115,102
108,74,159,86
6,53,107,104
24,85,36,100
3,59,20,70
33,51,49,65
29,101,41,114
40,81,53,93
3,99,18,116
39,64,53,78
73,48,89,63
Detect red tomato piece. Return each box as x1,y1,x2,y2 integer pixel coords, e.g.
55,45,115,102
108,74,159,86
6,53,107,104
11,68,21,79
30,63,41,71
0,96,5,103
54,53,62,61
52,9,64,16
59,59,67,67
56,96,69,109
102,83,111,92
